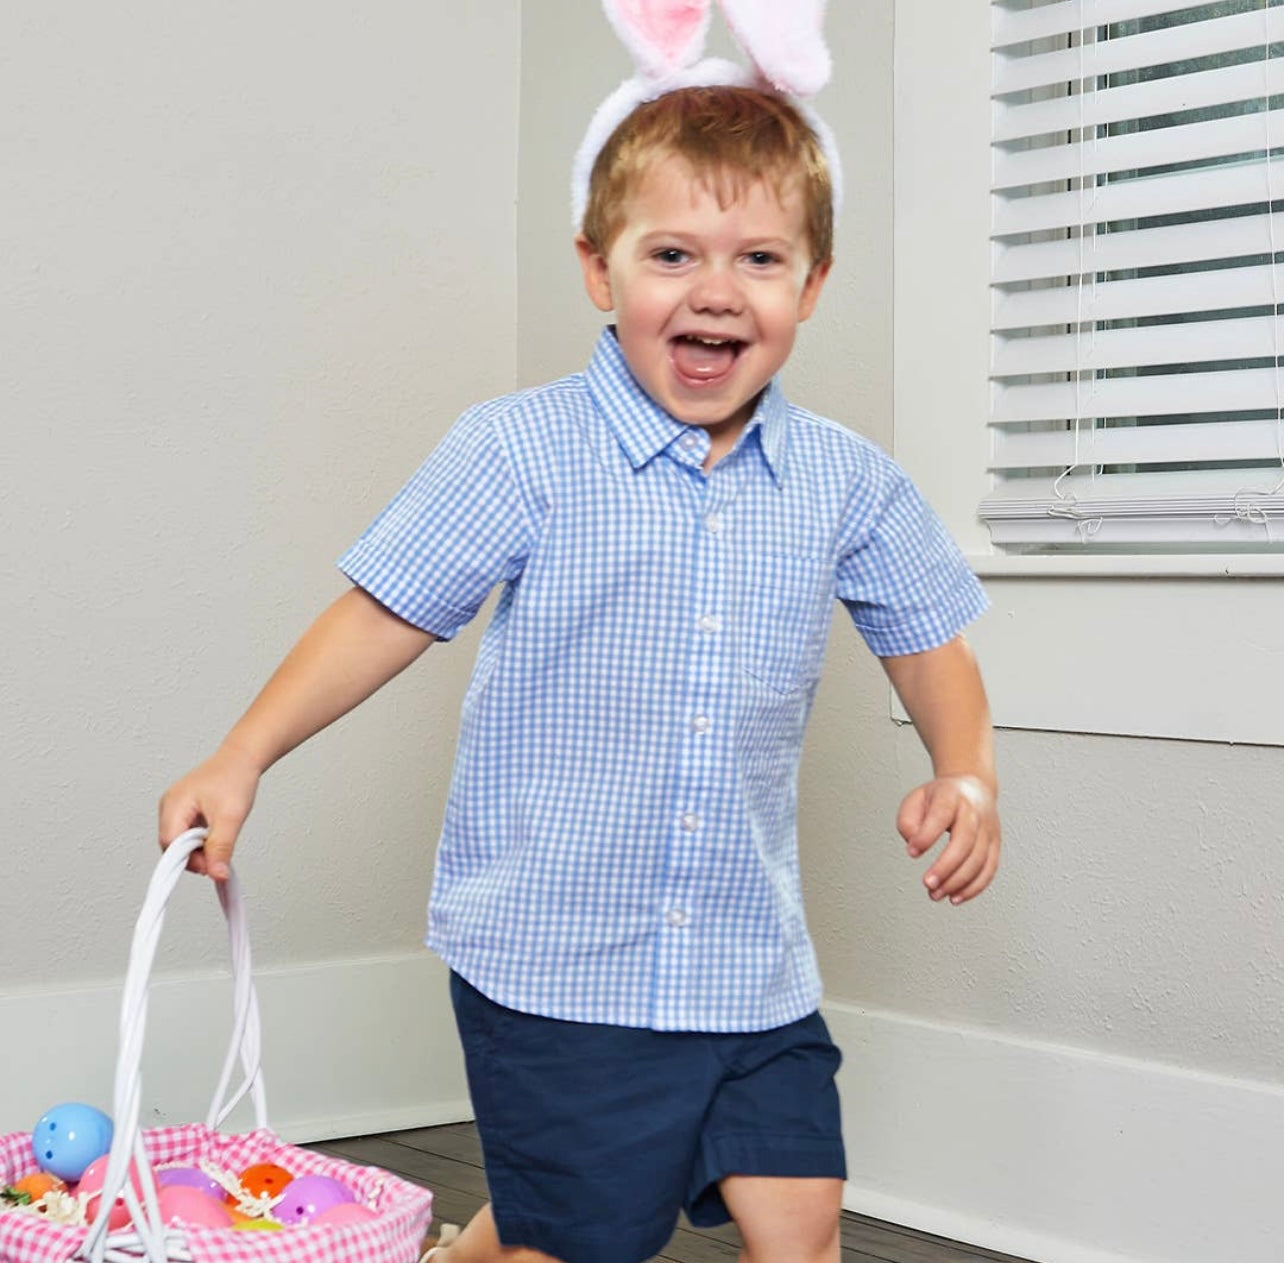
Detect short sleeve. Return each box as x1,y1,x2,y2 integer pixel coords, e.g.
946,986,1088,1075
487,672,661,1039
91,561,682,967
835,460,988,658
338,404,535,640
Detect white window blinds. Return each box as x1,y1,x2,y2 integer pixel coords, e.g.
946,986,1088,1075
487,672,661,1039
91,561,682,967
988,0,1284,549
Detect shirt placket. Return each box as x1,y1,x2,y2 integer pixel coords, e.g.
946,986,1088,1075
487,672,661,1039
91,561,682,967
653,433,740,1028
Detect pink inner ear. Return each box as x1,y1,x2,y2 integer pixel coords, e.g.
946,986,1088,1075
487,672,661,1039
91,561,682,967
614,0,709,73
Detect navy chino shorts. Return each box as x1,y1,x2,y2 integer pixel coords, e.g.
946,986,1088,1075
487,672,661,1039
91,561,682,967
449,972,846,1263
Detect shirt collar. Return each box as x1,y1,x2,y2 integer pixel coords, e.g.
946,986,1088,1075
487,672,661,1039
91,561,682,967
584,327,789,485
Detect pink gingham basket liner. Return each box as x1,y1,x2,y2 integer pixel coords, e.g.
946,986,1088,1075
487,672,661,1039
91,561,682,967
1,1124,432,1263
0,830,433,1262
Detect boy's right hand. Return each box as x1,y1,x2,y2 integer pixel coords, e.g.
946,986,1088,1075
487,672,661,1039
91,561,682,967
158,744,262,881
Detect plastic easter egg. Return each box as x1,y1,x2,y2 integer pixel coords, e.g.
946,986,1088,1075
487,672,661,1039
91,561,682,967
157,1184,235,1229
227,1161,293,1205
10,1172,67,1201
273,1174,357,1225
311,1201,378,1226
158,1166,224,1199
31,1104,114,1182
230,1216,283,1232
79,1153,150,1231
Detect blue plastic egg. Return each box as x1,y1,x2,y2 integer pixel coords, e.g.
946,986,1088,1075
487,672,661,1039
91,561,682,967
32,1103,114,1182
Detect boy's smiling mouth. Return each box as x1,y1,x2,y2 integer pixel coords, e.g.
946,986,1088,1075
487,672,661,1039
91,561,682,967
670,333,745,384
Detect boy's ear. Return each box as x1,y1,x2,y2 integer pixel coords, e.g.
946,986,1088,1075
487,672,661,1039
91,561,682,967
576,235,615,313
797,259,832,322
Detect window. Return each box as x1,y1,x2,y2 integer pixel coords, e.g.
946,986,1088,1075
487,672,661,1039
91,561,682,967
988,0,1284,552
892,0,1284,743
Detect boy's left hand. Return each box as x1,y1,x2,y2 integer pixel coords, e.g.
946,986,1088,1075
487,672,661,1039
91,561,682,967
897,774,1000,905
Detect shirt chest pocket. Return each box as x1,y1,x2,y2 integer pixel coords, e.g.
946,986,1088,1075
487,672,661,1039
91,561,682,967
736,552,833,694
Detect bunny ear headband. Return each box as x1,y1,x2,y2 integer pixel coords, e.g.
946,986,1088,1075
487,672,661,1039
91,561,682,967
571,0,843,230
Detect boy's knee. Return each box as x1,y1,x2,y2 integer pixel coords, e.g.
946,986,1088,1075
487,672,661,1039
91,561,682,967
739,1220,839,1263
724,1175,842,1263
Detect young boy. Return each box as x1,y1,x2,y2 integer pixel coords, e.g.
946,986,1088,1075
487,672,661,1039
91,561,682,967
160,87,999,1263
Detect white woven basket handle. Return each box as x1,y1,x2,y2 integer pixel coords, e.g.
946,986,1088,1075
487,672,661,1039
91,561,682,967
79,829,268,1263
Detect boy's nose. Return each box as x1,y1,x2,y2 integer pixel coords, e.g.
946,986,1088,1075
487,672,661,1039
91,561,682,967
688,265,745,315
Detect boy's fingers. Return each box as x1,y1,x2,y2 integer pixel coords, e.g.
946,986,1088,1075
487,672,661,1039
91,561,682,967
896,785,928,843
907,787,959,855
158,793,242,881
922,808,978,892
200,830,236,882
932,830,988,897
946,846,1000,905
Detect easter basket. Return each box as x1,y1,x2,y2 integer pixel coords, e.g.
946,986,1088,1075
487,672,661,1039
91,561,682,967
0,829,435,1263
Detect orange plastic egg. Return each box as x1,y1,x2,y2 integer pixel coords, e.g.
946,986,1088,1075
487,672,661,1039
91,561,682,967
227,1162,293,1205
11,1172,67,1201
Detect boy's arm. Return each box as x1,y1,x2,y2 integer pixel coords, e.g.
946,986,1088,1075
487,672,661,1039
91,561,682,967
158,586,435,880
880,635,1000,905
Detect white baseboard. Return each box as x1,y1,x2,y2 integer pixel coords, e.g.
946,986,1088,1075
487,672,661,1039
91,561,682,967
12,967,1279,1262
0,952,471,1144
823,998,1284,1263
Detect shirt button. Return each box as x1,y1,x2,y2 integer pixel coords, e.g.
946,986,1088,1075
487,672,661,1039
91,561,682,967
666,908,689,927
691,714,712,734
705,513,723,534
697,614,721,634
680,432,700,451
679,812,700,832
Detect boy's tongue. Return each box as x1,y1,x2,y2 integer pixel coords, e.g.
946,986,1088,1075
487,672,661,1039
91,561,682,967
672,336,737,380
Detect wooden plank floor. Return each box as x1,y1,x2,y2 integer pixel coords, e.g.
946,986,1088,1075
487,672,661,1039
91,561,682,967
310,1123,1038,1263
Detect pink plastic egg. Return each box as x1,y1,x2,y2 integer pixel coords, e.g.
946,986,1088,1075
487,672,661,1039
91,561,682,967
157,1184,235,1229
157,1166,224,1200
310,1201,378,1226
78,1153,151,1231
273,1174,356,1225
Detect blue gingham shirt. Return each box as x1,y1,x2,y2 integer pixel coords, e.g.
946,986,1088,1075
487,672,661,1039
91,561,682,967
340,329,987,1032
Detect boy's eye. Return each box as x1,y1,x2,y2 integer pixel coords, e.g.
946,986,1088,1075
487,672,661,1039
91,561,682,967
653,248,688,265
745,251,779,267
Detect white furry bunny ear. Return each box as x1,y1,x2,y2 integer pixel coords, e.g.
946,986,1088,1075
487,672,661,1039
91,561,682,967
602,0,712,79
717,0,832,97
572,0,844,228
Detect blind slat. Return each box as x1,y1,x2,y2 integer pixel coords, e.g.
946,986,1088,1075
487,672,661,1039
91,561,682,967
979,471,1284,545
993,211,1276,283
994,264,1284,329
990,417,1284,468
982,514,1281,544
993,156,1282,237
994,108,1284,191
993,313,1284,375
994,9,1284,96
993,0,1209,49
994,58,1284,143
993,367,1281,422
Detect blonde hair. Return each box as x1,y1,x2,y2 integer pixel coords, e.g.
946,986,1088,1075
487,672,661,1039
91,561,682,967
580,86,834,267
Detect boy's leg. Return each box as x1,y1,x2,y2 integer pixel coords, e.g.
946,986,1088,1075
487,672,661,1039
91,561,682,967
446,972,725,1263
684,1011,846,1261
720,1175,843,1263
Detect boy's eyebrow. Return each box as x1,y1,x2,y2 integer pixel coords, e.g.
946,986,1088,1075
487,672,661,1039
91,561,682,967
634,230,800,252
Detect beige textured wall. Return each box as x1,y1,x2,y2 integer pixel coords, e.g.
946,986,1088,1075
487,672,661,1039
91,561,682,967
2,3,521,981
516,1,1284,1092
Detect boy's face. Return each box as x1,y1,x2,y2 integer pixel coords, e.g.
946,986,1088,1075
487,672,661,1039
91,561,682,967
576,154,830,454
